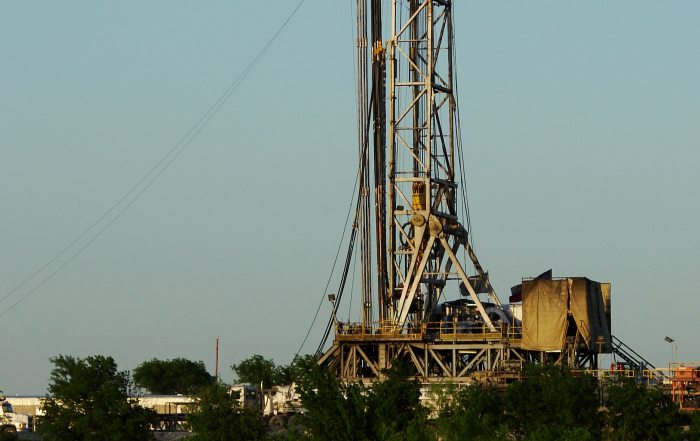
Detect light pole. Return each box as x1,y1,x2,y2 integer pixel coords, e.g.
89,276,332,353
328,294,338,327
664,336,678,367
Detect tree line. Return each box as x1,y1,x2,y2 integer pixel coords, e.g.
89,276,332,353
7,354,700,441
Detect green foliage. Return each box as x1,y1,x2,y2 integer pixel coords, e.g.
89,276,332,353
231,354,292,389
292,356,369,441
187,381,265,441
133,357,214,395
505,364,601,438
293,358,432,441
38,354,156,441
0,432,18,441
603,378,682,441
524,426,596,441
44,351,682,441
437,364,604,441
685,412,700,441
285,355,317,385
423,382,457,415
365,361,432,441
436,383,509,441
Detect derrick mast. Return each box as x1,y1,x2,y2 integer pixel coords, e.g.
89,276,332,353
318,0,613,383
318,0,506,380
353,0,501,334
385,0,500,331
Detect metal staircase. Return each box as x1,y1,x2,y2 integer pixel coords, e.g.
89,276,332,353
611,335,666,383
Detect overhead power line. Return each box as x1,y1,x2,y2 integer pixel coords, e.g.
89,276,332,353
0,0,307,318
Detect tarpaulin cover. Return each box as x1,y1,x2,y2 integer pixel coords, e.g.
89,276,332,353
569,279,590,348
522,279,568,351
601,283,612,335
570,278,612,352
590,281,612,352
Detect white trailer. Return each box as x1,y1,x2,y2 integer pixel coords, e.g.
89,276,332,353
0,393,32,433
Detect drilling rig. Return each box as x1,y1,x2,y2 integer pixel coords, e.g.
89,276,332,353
316,0,614,384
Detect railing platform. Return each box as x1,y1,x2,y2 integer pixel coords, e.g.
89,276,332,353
334,321,522,343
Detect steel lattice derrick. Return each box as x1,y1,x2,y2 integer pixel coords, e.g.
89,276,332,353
318,1,612,386
386,0,501,332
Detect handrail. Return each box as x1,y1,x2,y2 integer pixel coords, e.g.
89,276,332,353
568,369,637,379
610,335,666,382
335,320,520,339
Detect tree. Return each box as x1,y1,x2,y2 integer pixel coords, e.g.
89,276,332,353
437,383,509,441
232,354,289,389
365,360,432,441
436,365,603,441
187,380,265,441
39,355,155,441
604,378,682,441
293,357,433,441
293,356,370,441
685,411,700,441
133,358,214,395
524,426,596,441
505,364,601,440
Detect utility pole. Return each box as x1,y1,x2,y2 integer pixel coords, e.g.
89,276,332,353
215,336,219,379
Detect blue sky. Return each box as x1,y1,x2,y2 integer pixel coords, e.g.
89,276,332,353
1,1,698,393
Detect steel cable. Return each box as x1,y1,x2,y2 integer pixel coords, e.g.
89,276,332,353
0,0,307,317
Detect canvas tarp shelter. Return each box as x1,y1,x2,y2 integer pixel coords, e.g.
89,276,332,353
569,278,612,352
521,279,569,351
521,278,612,352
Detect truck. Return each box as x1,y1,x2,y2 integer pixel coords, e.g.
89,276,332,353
229,383,305,432
0,392,32,433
